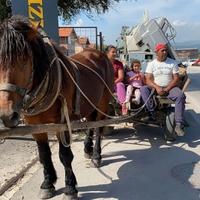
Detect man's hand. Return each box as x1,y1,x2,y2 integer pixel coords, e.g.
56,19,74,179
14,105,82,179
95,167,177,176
156,86,167,96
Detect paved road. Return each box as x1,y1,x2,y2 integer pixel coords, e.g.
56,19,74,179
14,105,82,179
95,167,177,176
1,66,200,200
6,110,200,200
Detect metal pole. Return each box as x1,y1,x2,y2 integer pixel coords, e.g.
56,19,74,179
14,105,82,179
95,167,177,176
99,32,103,51
95,27,98,50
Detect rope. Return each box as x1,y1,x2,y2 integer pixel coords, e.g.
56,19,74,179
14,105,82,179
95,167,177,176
69,58,156,117
59,58,118,119
50,57,57,68
60,96,72,147
59,58,155,121
51,57,72,147
69,58,117,101
23,55,62,115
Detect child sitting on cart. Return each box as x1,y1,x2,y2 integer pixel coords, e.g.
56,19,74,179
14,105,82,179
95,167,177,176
124,59,145,106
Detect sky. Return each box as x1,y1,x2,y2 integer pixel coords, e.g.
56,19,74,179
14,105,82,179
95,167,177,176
59,0,200,45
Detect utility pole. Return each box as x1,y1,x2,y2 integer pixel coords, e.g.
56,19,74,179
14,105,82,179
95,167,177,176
98,32,103,51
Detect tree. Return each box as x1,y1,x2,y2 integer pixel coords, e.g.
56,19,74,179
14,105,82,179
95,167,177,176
57,0,122,21
0,0,11,21
0,0,128,21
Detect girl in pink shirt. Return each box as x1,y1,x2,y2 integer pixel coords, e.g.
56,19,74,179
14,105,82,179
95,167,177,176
124,60,145,105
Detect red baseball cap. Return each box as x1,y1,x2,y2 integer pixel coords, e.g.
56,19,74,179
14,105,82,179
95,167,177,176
155,43,167,52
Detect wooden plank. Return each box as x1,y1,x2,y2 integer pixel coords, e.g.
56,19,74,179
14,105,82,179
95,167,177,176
0,115,135,138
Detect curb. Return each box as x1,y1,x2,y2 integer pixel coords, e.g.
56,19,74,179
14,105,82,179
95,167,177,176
0,156,39,196
0,141,57,197
0,134,84,197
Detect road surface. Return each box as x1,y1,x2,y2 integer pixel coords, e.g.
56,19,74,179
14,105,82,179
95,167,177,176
1,66,200,200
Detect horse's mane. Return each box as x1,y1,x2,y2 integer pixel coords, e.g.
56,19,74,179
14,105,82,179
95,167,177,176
0,15,50,85
0,16,32,67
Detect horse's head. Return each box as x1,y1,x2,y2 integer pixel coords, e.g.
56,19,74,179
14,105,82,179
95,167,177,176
0,16,38,127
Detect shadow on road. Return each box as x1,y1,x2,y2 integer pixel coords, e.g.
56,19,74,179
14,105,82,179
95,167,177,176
78,108,200,200
104,109,200,149
7,103,200,200
77,149,200,200
54,108,200,200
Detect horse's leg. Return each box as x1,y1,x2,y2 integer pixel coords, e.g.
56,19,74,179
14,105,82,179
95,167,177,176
90,127,103,168
90,90,111,168
84,129,94,159
35,134,57,199
59,138,78,200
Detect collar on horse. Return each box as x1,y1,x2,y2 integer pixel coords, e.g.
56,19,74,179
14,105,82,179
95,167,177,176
23,29,81,117
22,30,62,116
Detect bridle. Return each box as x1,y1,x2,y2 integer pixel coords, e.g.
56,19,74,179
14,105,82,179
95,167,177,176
0,31,62,116
0,62,34,112
0,83,27,97
0,83,29,112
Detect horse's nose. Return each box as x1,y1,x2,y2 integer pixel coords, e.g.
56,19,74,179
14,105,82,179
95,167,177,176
2,112,20,128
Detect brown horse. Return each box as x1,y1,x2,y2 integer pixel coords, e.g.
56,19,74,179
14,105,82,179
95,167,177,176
0,16,114,200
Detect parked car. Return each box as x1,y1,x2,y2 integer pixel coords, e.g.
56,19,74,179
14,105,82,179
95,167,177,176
192,59,200,66
188,59,198,66
182,59,198,67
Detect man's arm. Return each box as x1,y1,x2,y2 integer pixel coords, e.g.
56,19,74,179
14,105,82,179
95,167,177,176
145,73,165,95
163,73,179,92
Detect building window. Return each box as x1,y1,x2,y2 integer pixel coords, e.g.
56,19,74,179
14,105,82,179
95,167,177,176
59,37,68,44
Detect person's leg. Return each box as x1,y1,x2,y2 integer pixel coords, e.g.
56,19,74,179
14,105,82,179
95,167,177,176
125,85,133,103
115,82,126,104
167,87,186,136
167,87,186,123
140,85,156,120
134,88,141,104
140,85,155,112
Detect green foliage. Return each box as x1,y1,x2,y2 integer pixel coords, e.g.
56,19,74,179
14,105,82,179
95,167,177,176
58,0,121,21
0,0,129,22
0,0,8,21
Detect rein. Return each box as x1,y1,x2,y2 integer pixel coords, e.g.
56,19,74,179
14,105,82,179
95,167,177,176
59,58,118,119
23,34,72,147
0,83,27,97
0,66,34,112
58,58,155,121
69,57,117,101
0,32,71,147
0,29,155,147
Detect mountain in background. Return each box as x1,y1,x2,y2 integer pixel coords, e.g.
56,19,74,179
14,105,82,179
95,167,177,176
172,40,200,50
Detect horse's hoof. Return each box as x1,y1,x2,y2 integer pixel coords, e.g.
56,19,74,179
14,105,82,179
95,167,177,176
90,159,101,168
38,187,56,199
62,193,78,200
84,152,92,159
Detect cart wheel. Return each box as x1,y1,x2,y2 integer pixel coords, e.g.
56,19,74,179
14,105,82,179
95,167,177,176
164,109,177,141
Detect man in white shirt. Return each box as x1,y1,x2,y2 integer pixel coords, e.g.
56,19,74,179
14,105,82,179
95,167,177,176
140,43,186,136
